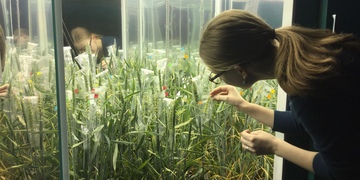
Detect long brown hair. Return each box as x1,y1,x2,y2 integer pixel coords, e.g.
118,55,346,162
70,27,104,49
71,27,104,64
275,26,360,96
200,9,360,96
200,10,275,74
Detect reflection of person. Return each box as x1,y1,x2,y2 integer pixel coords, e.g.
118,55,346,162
0,25,10,97
70,27,121,68
13,28,29,48
200,10,360,179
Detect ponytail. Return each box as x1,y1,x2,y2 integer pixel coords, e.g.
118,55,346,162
274,26,358,96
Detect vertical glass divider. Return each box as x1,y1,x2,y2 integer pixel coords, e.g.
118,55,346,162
319,0,328,29
51,0,69,179
273,1,294,179
0,0,12,35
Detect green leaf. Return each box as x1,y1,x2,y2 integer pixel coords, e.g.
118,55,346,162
111,140,133,145
137,157,152,170
175,118,193,129
113,145,118,170
71,141,83,149
92,125,104,135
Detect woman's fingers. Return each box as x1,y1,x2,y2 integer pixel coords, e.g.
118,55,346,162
209,85,235,97
240,129,277,155
0,84,9,90
242,144,254,153
240,129,254,152
0,84,9,97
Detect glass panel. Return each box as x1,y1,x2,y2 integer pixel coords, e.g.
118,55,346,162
0,0,288,179
0,0,60,179
232,0,284,28
85,0,283,179
0,0,12,37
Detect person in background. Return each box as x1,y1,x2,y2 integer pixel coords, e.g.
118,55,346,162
70,26,121,69
13,28,29,49
199,9,360,180
0,25,10,97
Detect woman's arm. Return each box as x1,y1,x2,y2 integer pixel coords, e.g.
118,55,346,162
240,102,274,128
273,135,317,172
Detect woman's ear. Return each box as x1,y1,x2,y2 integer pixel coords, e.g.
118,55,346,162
234,64,247,79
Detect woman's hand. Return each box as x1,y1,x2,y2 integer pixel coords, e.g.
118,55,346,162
241,129,317,173
240,129,278,155
101,60,108,70
0,83,9,97
210,85,248,110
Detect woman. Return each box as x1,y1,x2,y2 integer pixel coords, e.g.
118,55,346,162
0,25,9,97
13,28,29,48
199,9,360,179
70,26,121,68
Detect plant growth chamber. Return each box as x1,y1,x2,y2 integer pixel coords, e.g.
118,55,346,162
0,0,292,179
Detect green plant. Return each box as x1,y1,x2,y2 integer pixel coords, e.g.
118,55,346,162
0,50,59,179
0,44,278,179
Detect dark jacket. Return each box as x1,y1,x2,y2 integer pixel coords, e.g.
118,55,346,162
273,47,360,179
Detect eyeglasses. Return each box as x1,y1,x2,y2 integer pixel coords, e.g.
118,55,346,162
209,71,226,84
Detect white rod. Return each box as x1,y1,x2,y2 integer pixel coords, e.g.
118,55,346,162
332,14,336,33
214,0,222,16
121,0,128,58
139,0,144,60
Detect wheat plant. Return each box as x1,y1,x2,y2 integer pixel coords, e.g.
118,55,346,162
0,43,277,179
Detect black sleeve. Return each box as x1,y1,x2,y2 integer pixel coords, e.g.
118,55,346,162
272,110,306,134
